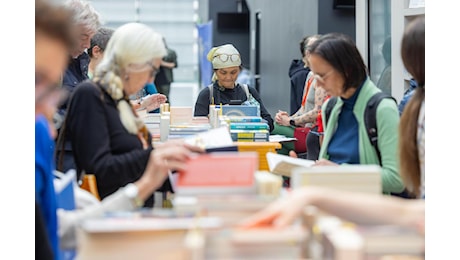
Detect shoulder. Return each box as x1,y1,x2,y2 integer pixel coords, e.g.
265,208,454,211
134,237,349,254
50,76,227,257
73,81,99,95
196,85,212,98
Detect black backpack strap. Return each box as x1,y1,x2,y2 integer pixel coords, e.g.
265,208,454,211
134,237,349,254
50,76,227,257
324,96,338,127
364,92,397,165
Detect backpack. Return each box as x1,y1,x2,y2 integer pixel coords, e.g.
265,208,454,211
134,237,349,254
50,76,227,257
324,92,414,199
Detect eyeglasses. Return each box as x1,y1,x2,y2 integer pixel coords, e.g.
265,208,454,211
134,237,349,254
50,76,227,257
127,61,160,78
313,70,334,84
214,53,241,63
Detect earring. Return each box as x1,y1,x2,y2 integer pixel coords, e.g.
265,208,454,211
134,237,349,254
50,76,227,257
124,74,130,81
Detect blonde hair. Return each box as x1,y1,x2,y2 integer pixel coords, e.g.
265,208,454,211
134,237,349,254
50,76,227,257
94,22,166,135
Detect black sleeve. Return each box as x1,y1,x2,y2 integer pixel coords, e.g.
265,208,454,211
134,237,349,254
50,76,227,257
248,86,275,132
67,83,152,188
194,87,211,117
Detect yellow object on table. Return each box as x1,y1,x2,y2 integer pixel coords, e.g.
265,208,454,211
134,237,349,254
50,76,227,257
235,141,281,171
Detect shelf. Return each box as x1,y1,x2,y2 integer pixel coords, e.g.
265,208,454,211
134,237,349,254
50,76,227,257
403,7,425,17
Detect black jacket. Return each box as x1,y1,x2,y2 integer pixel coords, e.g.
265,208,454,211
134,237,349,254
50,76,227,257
59,53,90,116
65,81,170,207
288,59,310,114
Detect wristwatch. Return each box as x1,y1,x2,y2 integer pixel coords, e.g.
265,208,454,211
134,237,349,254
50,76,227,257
124,183,144,208
289,119,296,127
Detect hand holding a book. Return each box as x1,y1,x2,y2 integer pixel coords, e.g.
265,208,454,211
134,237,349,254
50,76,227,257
134,140,204,201
313,158,339,166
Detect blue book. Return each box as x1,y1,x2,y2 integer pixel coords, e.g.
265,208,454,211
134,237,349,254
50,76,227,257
230,122,269,130
227,116,264,123
220,105,259,117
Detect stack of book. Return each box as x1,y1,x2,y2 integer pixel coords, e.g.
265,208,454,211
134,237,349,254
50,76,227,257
143,113,161,142
319,217,425,260
168,124,211,139
227,116,270,142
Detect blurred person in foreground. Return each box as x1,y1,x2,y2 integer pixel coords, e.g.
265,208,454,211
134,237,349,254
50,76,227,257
240,17,425,233
35,4,203,257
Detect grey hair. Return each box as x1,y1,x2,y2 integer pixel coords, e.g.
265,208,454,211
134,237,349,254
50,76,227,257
88,27,115,58
94,22,166,135
64,0,101,34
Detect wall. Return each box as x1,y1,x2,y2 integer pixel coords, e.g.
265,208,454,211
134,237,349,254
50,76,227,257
208,0,251,69
318,0,356,38
245,0,318,115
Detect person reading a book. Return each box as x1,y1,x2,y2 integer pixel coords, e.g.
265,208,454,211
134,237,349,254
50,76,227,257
272,34,327,157
36,4,205,257
240,16,425,233
297,33,405,195
193,43,274,132
56,22,200,208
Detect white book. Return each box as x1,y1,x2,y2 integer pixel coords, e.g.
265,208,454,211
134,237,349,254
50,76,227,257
291,165,382,194
266,152,315,177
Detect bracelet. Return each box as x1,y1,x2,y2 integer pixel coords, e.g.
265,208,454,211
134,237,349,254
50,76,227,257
289,119,296,127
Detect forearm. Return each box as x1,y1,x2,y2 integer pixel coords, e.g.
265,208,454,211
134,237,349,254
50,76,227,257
57,188,136,249
303,187,423,228
292,109,318,126
161,61,176,69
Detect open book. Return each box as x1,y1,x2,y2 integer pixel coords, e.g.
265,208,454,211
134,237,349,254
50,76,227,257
183,126,237,152
266,152,315,177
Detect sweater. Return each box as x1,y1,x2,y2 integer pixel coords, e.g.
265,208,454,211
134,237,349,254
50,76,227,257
65,81,169,207
319,78,405,194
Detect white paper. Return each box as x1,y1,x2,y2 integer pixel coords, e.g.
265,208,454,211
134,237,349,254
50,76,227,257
184,126,234,149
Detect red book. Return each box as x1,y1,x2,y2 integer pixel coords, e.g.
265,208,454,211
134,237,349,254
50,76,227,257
175,152,259,196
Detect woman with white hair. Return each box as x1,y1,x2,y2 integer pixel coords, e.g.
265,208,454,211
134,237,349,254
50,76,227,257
61,22,184,208
194,43,274,132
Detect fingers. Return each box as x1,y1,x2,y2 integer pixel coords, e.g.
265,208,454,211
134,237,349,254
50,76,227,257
238,208,280,229
288,150,298,158
312,159,338,166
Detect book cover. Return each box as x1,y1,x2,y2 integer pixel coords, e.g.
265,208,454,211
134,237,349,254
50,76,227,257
291,165,382,194
221,105,259,117
230,122,269,130
231,130,269,142
227,116,264,123
175,152,259,196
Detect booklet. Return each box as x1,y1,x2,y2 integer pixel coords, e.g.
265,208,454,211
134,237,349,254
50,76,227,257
266,152,315,177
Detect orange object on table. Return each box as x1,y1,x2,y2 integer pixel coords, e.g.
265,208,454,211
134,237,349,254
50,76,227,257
235,142,282,171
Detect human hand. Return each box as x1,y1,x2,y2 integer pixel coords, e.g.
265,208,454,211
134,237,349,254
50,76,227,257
275,112,290,126
288,150,298,158
140,94,167,111
238,188,314,228
313,159,339,166
135,140,204,199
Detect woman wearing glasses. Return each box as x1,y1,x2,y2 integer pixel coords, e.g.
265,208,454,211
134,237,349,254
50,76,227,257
194,43,274,132
59,23,178,207
304,33,405,195
241,17,425,233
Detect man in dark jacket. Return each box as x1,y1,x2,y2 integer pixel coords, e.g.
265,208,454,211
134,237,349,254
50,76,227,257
55,0,101,174
289,36,310,114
